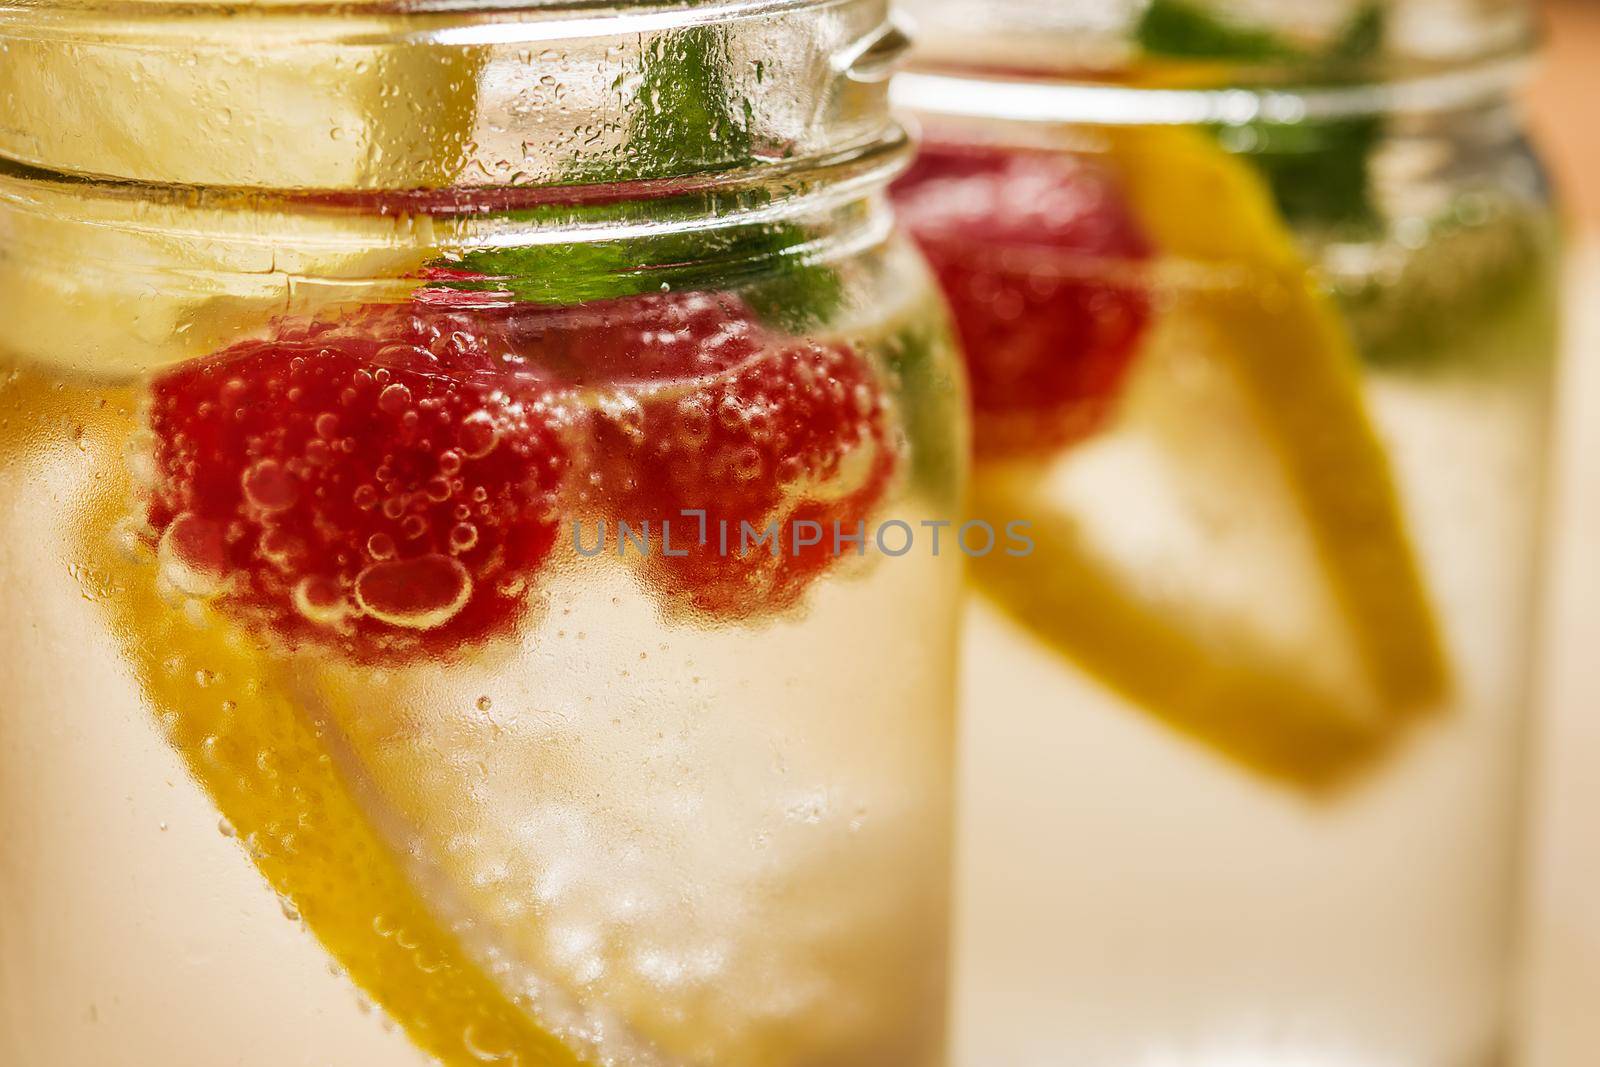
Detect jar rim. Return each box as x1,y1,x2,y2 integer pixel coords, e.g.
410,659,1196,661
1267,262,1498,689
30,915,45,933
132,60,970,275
4,0,836,17
892,51,1535,128
894,0,1539,110
0,0,905,191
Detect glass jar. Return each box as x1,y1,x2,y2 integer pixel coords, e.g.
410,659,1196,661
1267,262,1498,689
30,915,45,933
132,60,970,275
0,2,967,1065
890,1,1559,1064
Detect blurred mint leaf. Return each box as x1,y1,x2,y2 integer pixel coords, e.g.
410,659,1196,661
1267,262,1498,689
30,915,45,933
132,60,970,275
1135,0,1299,61
441,26,841,328
1136,0,1386,229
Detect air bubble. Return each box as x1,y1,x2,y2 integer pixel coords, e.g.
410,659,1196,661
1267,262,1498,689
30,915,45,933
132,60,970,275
463,1021,516,1062
156,513,228,599
732,447,763,481
449,522,479,553
378,383,413,415
259,528,300,568
459,411,500,458
293,576,350,626
354,555,471,630
241,459,299,513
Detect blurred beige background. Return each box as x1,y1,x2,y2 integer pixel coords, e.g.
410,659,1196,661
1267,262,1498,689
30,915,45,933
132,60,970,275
1520,1,1600,1064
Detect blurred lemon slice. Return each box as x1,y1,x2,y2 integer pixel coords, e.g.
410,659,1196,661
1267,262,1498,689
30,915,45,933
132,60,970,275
972,127,1448,789
0,18,482,380
13,373,591,1067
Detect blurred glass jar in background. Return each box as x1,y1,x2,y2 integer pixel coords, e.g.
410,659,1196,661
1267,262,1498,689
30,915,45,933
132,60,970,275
0,2,969,1065
891,0,1560,1063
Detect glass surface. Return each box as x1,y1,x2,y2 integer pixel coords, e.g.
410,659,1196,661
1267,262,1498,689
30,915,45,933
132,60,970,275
0,2,968,1065
891,1,1559,1063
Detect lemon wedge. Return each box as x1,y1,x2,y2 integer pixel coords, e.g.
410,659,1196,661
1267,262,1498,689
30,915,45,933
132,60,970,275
971,126,1448,789
0,19,481,190
24,375,591,1067
16,362,945,1067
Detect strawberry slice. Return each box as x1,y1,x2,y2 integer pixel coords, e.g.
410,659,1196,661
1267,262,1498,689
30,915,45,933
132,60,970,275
145,304,569,663
893,143,1156,459
547,293,899,618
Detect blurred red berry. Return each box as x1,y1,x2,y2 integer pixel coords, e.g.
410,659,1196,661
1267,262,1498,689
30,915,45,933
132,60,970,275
894,142,1155,458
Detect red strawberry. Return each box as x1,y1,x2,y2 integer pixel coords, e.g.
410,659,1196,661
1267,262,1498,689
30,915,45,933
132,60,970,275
551,294,899,618
144,303,569,663
500,291,767,388
893,142,1155,458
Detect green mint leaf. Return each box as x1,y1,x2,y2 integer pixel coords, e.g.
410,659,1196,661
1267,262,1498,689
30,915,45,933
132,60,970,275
438,196,840,331
441,25,841,327
1135,0,1387,229
614,25,754,181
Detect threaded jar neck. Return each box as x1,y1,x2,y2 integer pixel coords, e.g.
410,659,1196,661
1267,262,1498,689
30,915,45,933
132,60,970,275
0,0,910,192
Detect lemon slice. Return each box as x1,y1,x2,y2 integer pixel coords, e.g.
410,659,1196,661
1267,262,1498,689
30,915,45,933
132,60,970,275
0,17,480,380
0,19,481,190
31,375,590,1067
971,126,1448,789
